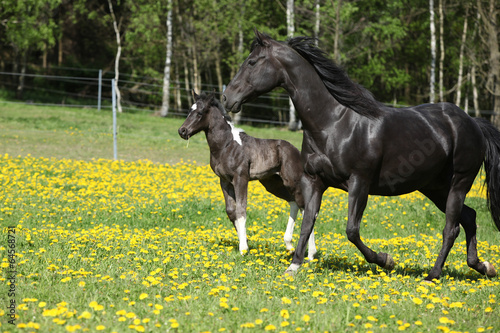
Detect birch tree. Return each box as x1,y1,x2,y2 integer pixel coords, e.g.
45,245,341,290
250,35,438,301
438,0,444,102
107,0,123,113
455,6,469,107
429,0,437,103
287,0,298,131
160,0,173,117
477,0,500,124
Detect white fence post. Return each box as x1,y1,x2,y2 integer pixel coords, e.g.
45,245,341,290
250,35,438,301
98,69,102,111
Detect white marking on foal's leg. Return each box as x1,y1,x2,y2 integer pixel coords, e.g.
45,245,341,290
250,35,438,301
284,202,299,251
307,228,317,261
234,216,248,254
284,263,301,276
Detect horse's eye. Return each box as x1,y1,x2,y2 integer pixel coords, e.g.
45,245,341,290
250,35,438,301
248,59,257,67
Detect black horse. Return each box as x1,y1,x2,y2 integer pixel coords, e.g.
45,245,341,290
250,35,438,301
222,31,500,281
178,91,316,258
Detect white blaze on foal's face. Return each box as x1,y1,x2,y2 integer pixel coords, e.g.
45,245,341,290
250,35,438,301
190,103,197,112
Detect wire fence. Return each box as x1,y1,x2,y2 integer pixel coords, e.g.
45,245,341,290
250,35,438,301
0,69,295,126
0,68,496,125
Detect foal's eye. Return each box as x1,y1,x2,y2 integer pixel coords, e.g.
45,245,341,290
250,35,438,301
248,59,257,67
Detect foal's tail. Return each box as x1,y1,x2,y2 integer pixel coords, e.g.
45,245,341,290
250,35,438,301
475,118,500,231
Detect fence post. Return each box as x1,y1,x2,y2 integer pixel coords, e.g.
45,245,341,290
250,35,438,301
112,79,117,160
98,69,102,111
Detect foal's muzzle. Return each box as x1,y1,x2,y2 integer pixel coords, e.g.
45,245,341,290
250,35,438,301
178,127,190,140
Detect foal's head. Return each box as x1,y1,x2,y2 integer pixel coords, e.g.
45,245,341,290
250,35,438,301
178,91,229,140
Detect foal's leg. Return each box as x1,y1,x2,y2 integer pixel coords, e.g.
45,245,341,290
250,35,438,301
220,179,248,254
345,176,395,270
283,202,317,260
284,201,299,252
232,176,250,255
286,175,325,275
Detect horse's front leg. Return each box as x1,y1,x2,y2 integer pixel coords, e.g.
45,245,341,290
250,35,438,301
346,176,395,270
285,175,325,275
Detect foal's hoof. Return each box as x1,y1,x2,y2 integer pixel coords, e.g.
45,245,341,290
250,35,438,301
383,253,395,271
484,261,497,278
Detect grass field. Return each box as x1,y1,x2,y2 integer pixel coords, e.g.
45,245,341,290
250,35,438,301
0,102,499,332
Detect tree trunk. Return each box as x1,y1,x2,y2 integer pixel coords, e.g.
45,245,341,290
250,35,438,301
334,0,342,63
455,7,468,107
429,0,436,103
438,0,444,102
16,51,27,99
471,65,480,117
183,57,191,107
287,0,298,131
314,0,320,45
478,0,500,125
232,18,244,125
160,0,173,117
108,0,122,113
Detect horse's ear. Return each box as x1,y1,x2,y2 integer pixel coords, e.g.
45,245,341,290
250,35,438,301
207,91,215,104
254,29,271,47
192,90,199,100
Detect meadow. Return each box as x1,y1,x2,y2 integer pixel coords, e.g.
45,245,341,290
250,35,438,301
0,102,499,332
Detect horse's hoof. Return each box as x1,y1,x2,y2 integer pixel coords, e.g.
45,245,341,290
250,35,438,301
484,261,497,278
384,254,395,271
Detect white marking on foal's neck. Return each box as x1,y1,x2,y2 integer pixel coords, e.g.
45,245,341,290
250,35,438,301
226,119,244,146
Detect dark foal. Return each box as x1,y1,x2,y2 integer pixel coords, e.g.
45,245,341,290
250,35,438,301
178,92,316,258
223,31,500,281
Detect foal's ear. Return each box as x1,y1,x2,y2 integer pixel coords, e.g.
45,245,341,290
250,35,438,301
254,29,271,47
192,90,200,100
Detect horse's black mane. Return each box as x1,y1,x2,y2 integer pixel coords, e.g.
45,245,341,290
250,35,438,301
198,92,232,122
285,36,383,118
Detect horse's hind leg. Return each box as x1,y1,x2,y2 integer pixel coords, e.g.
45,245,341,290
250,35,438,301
422,188,496,280
460,205,496,277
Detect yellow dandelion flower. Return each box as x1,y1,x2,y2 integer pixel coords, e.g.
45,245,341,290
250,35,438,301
302,314,310,322
96,325,105,330
280,309,290,319
412,297,423,305
78,311,92,319
139,293,148,300
38,302,47,308
265,324,276,331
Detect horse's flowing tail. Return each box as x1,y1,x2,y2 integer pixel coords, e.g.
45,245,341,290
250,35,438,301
475,118,500,231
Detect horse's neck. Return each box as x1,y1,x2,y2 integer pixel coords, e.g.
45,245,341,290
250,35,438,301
205,115,234,154
282,54,352,130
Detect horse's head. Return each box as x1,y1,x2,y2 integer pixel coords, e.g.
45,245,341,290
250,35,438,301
222,30,285,113
178,91,216,140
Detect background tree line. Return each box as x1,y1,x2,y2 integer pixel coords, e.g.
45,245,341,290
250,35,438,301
0,0,499,126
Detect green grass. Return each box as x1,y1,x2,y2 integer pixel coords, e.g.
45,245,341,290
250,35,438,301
0,102,499,333
0,101,303,165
